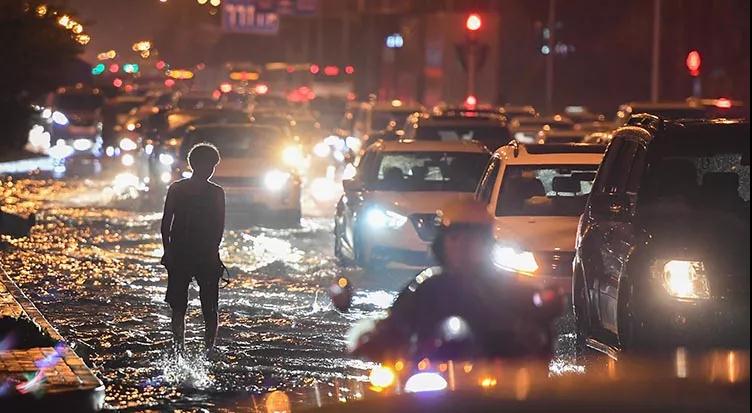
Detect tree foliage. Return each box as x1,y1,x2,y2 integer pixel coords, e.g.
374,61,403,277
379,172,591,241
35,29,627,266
0,1,83,149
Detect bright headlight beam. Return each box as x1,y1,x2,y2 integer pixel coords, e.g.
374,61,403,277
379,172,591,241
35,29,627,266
662,260,710,300
51,111,69,125
72,138,93,151
119,137,138,151
282,146,304,166
492,245,539,275
264,170,290,191
404,372,447,393
158,153,174,166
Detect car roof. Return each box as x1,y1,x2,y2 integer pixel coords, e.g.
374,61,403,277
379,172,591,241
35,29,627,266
512,115,573,124
369,139,489,153
494,143,604,165
620,101,701,110
417,116,506,126
188,123,281,133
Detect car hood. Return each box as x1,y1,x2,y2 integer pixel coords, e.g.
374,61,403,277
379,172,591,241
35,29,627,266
493,216,578,252
365,191,474,215
213,157,279,179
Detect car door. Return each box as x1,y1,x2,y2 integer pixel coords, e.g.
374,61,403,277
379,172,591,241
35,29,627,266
584,137,639,333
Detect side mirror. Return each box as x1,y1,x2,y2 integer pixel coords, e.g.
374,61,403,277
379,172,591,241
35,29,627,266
328,276,353,312
342,179,364,192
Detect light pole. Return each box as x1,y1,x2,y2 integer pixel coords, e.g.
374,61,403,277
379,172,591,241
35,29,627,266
651,0,662,102
545,0,556,113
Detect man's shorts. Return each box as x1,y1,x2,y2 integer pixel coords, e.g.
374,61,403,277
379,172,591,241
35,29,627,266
165,254,222,314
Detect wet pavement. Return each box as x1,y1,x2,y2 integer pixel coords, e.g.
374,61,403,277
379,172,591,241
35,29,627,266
0,165,582,411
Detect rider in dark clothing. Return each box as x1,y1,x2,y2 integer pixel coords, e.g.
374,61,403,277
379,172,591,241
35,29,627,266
161,143,225,355
353,200,560,361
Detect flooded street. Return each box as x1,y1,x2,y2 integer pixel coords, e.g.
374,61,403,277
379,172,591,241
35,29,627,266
0,169,581,411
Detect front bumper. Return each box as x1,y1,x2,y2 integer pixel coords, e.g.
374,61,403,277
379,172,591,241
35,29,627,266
361,221,434,266
638,285,750,347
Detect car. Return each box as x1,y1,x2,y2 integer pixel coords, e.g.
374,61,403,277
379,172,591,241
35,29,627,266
685,97,749,119
573,120,618,133
501,104,538,120
574,116,750,351
175,124,303,226
401,113,512,151
614,101,706,126
563,106,605,123
536,130,588,144
174,91,220,110
431,104,506,121
44,86,105,157
348,101,424,139
582,132,613,145
334,139,491,269
475,143,605,292
509,115,574,144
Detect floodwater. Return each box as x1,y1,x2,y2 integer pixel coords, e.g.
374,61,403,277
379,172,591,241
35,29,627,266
0,169,582,411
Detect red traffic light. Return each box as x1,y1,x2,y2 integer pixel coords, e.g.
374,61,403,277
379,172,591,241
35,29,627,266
686,50,701,77
466,14,482,31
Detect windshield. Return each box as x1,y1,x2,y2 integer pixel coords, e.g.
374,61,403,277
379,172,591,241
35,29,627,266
415,124,510,150
496,165,599,216
370,151,489,192
183,126,279,158
55,93,104,111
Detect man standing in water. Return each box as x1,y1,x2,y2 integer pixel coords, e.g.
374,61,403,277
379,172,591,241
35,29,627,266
161,143,225,356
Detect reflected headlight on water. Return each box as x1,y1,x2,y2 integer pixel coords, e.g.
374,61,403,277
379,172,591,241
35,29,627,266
49,141,74,159
655,260,710,300
492,244,539,275
404,372,447,393
264,170,290,191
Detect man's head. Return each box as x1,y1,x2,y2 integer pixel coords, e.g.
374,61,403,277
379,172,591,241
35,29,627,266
432,200,494,274
187,143,220,180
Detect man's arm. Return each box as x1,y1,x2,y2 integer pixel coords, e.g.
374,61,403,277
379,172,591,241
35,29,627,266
211,188,225,250
161,185,176,253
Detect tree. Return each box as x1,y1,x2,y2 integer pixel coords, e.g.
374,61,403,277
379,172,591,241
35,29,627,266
0,1,83,150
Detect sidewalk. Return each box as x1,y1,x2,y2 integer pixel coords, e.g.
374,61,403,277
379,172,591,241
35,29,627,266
0,264,105,411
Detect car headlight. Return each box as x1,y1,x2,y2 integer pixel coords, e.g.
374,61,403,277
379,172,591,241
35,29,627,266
365,208,407,229
126,122,137,131
369,365,396,389
51,111,69,125
72,138,93,151
404,372,447,393
119,137,138,151
492,244,539,275
264,170,290,191
282,145,304,166
345,136,361,151
313,141,331,158
159,153,174,166
655,260,710,300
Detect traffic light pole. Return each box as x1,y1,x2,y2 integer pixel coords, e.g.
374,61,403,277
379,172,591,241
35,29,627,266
467,43,476,97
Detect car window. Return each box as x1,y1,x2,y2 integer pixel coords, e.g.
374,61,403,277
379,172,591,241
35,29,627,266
476,157,500,204
414,124,510,150
496,164,599,216
597,139,637,194
371,151,489,192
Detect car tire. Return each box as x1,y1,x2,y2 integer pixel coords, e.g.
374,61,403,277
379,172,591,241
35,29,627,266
333,219,350,266
279,209,301,228
573,268,592,350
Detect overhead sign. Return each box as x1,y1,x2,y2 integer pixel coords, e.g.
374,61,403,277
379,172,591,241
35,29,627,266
222,0,317,34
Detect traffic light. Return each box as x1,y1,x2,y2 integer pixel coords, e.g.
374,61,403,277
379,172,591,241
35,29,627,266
466,14,482,31
91,63,105,76
686,50,701,77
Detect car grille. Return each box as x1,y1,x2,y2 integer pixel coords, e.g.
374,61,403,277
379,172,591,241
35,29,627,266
410,213,439,242
535,251,576,277
212,176,261,187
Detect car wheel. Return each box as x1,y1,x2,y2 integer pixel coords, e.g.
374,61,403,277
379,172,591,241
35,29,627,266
573,268,592,350
279,209,301,228
333,219,349,266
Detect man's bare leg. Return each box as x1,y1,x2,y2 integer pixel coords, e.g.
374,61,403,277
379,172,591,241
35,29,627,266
203,307,218,355
171,308,186,356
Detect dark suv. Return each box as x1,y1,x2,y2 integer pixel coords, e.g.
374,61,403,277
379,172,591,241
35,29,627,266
574,115,749,351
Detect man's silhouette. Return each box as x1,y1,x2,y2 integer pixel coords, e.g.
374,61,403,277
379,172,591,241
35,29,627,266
161,143,225,355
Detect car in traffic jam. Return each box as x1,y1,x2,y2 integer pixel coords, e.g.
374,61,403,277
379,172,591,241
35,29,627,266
0,2,749,412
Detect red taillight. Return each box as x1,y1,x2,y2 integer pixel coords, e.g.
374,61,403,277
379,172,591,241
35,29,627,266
464,95,478,107
219,83,232,93
309,64,320,74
